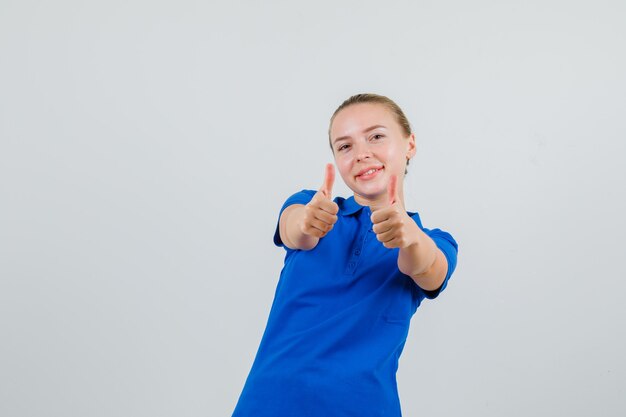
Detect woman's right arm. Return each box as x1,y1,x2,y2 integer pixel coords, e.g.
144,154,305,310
279,164,339,251
279,205,319,250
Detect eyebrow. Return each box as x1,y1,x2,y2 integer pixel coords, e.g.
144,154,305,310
332,125,387,145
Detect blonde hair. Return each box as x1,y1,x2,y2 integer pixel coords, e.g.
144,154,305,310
328,93,413,173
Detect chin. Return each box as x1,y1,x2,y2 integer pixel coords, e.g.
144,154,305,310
351,186,385,200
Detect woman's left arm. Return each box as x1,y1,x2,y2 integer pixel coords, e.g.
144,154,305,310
371,206,448,291
397,228,448,291
370,175,448,292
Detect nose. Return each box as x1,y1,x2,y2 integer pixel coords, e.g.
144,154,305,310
354,142,372,162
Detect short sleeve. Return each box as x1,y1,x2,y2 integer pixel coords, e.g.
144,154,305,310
273,189,316,249
409,212,459,299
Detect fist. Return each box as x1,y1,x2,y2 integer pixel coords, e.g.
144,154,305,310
300,163,339,238
370,175,419,249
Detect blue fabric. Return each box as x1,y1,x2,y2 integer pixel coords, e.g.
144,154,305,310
233,190,458,417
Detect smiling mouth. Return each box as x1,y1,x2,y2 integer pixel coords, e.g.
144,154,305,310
356,167,383,179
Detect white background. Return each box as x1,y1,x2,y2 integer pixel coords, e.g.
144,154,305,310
1,1,625,416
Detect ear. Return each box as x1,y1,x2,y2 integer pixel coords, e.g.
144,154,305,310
406,133,416,160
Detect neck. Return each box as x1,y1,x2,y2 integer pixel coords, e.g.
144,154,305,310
353,190,405,208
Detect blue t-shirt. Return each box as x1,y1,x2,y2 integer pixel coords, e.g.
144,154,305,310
233,190,458,417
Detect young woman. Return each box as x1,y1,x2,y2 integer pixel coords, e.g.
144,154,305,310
232,93,459,417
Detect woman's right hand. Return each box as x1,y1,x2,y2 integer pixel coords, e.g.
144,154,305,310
300,163,339,238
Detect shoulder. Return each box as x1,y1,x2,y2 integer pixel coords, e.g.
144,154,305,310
281,189,316,208
280,190,351,213
407,209,458,252
407,210,424,228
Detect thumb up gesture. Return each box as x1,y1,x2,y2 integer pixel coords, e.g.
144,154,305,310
300,163,340,238
371,175,419,249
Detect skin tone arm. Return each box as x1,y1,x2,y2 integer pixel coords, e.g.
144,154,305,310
279,164,339,251
370,175,448,291
279,165,447,290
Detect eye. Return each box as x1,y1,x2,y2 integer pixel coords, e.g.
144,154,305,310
337,143,350,152
372,134,384,140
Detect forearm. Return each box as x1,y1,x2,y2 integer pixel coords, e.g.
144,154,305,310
398,226,446,291
280,205,320,251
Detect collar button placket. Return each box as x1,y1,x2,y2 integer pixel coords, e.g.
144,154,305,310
344,216,370,275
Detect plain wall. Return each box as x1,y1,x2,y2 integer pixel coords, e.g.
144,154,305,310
1,0,625,416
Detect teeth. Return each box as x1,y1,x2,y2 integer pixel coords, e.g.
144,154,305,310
363,168,378,175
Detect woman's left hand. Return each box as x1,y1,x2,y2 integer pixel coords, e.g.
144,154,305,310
370,175,420,249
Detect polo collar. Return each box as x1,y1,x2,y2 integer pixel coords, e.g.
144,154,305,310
339,195,416,218
340,195,368,216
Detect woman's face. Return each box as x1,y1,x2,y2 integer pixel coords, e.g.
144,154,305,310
330,103,416,206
